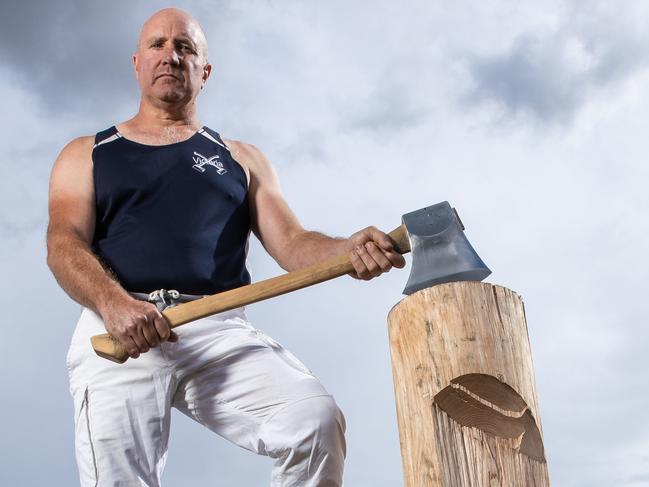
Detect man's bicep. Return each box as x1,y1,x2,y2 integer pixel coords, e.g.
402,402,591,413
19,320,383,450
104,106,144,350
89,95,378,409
247,150,304,264
251,185,302,242
48,137,96,244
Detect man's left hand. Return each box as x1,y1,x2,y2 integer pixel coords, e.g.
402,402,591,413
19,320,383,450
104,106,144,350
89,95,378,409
346,226,406,280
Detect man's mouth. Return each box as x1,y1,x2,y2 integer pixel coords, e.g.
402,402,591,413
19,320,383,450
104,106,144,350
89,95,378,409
155,73,182,81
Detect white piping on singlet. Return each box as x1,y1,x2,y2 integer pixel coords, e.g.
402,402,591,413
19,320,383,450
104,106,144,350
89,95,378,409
197,128,229,151
92,132,122,149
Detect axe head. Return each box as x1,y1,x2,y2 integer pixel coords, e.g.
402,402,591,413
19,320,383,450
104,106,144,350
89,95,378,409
402,201,491,295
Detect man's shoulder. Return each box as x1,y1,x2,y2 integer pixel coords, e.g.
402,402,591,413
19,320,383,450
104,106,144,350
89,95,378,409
54,135,95,175
221,137,257,156
221,138,268,168
55,135,95,167
220,138,281,191
61,126,118,155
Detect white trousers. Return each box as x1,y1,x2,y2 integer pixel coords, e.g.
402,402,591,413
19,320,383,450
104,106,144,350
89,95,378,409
66,307,346,486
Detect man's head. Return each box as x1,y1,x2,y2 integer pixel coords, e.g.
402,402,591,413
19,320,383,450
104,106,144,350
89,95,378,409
133,8,212,106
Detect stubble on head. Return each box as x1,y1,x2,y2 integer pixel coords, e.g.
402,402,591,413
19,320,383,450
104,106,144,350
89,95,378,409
132,7,212,118
136,8,209,63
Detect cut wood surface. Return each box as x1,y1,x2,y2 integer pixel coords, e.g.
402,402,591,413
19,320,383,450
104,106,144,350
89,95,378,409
387,281,549,487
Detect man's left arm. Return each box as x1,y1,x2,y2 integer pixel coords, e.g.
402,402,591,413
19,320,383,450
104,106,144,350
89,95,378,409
227,141,405,280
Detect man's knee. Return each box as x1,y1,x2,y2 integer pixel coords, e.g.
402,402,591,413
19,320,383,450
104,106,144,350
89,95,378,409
261,394,346,457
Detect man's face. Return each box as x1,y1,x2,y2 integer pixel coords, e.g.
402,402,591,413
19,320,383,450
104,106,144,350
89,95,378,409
133,11,211,105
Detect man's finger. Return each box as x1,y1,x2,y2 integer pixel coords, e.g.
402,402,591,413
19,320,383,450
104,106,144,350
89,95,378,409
356,245,381,278
366,227,394,251
384,250,406,268
124,336,141,359
142,320,161,348
349,248,369,280
152,313,172,342
130,328,150,354
365,241,392,273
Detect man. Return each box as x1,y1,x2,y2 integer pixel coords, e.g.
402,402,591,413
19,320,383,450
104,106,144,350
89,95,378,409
47,8,405,486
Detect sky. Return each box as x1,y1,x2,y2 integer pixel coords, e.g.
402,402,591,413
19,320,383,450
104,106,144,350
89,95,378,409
1,0,648,485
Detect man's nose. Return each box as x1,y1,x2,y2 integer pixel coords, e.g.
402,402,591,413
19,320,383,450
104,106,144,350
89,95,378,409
161,46,181,65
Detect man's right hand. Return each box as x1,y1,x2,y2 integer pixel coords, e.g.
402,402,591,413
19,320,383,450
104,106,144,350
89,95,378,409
98,297,179,359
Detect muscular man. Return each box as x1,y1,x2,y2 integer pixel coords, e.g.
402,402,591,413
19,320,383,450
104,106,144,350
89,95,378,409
47,8,405,486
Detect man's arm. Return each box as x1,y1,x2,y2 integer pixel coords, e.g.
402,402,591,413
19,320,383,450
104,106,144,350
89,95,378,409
46,137,176,358
226,140,406,279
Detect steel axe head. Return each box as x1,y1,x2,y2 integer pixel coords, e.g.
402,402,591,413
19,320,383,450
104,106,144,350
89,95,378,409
402,201,491,295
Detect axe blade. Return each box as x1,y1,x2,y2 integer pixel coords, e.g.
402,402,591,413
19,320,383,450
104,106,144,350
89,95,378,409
402,202,491,295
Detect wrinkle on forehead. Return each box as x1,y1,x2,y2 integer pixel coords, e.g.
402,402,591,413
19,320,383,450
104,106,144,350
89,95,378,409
137,8,209,61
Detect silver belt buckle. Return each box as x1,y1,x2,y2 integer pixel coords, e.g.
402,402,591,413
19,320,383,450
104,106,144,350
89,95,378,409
147,289,181,311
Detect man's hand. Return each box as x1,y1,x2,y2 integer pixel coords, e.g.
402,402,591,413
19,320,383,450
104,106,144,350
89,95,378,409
98,297,178,359
346,226,406,280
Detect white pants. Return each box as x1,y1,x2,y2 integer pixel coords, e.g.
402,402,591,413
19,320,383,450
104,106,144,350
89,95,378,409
66,307,346,486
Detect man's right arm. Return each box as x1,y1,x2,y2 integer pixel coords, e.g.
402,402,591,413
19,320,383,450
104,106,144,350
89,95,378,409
46,137,176,358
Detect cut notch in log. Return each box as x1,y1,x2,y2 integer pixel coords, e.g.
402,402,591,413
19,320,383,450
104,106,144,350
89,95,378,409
434,373,545,462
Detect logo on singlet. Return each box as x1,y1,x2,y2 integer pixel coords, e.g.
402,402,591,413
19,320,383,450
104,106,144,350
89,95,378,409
192,152,228,175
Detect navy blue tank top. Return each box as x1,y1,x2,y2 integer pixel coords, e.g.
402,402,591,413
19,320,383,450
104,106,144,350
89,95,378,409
91,126,251,295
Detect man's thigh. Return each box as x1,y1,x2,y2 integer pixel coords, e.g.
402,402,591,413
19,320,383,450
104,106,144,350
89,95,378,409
67,308,175,486
171,323,333,453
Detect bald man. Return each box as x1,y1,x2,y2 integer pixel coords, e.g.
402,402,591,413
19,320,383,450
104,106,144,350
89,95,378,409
47,8,404,487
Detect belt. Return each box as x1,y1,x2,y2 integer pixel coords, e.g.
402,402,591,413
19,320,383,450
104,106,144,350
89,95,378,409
130,288,205,312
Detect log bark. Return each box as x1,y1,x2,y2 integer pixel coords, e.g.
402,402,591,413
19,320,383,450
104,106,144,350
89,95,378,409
387,281,549,486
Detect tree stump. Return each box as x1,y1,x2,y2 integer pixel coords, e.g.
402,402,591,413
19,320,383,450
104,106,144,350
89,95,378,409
387,281,549,486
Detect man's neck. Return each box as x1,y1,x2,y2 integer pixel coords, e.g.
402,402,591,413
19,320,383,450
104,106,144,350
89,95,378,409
118,98,204,145
132,96,202,130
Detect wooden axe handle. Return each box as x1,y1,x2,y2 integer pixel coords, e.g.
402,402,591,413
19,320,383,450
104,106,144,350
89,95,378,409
91,224,411,363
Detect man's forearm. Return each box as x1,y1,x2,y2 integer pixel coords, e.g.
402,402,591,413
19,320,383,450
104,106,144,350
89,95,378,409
46,230,131,315
280,230,350,271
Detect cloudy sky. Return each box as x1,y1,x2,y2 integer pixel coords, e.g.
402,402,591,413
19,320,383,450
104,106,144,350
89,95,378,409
1,0,648,485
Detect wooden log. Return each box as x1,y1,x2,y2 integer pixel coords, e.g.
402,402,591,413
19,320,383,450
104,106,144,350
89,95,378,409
387,281,549,486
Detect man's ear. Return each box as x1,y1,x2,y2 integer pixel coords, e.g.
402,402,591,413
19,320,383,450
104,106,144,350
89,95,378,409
201,62,213,88
132,53,140,81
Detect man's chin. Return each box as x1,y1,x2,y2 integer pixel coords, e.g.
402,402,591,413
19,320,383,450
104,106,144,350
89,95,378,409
153,90,187,104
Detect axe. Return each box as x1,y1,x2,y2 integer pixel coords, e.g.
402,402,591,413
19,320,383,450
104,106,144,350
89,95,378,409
91,201,491,363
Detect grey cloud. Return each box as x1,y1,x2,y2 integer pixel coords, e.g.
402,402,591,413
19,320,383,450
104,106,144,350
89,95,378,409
463,13,649,124
0,0,136,114
344,94,428,135
0,0,229,116
465,35,588,123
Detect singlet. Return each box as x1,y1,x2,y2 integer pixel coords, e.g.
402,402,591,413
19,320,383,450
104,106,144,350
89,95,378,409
91,126,252,295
